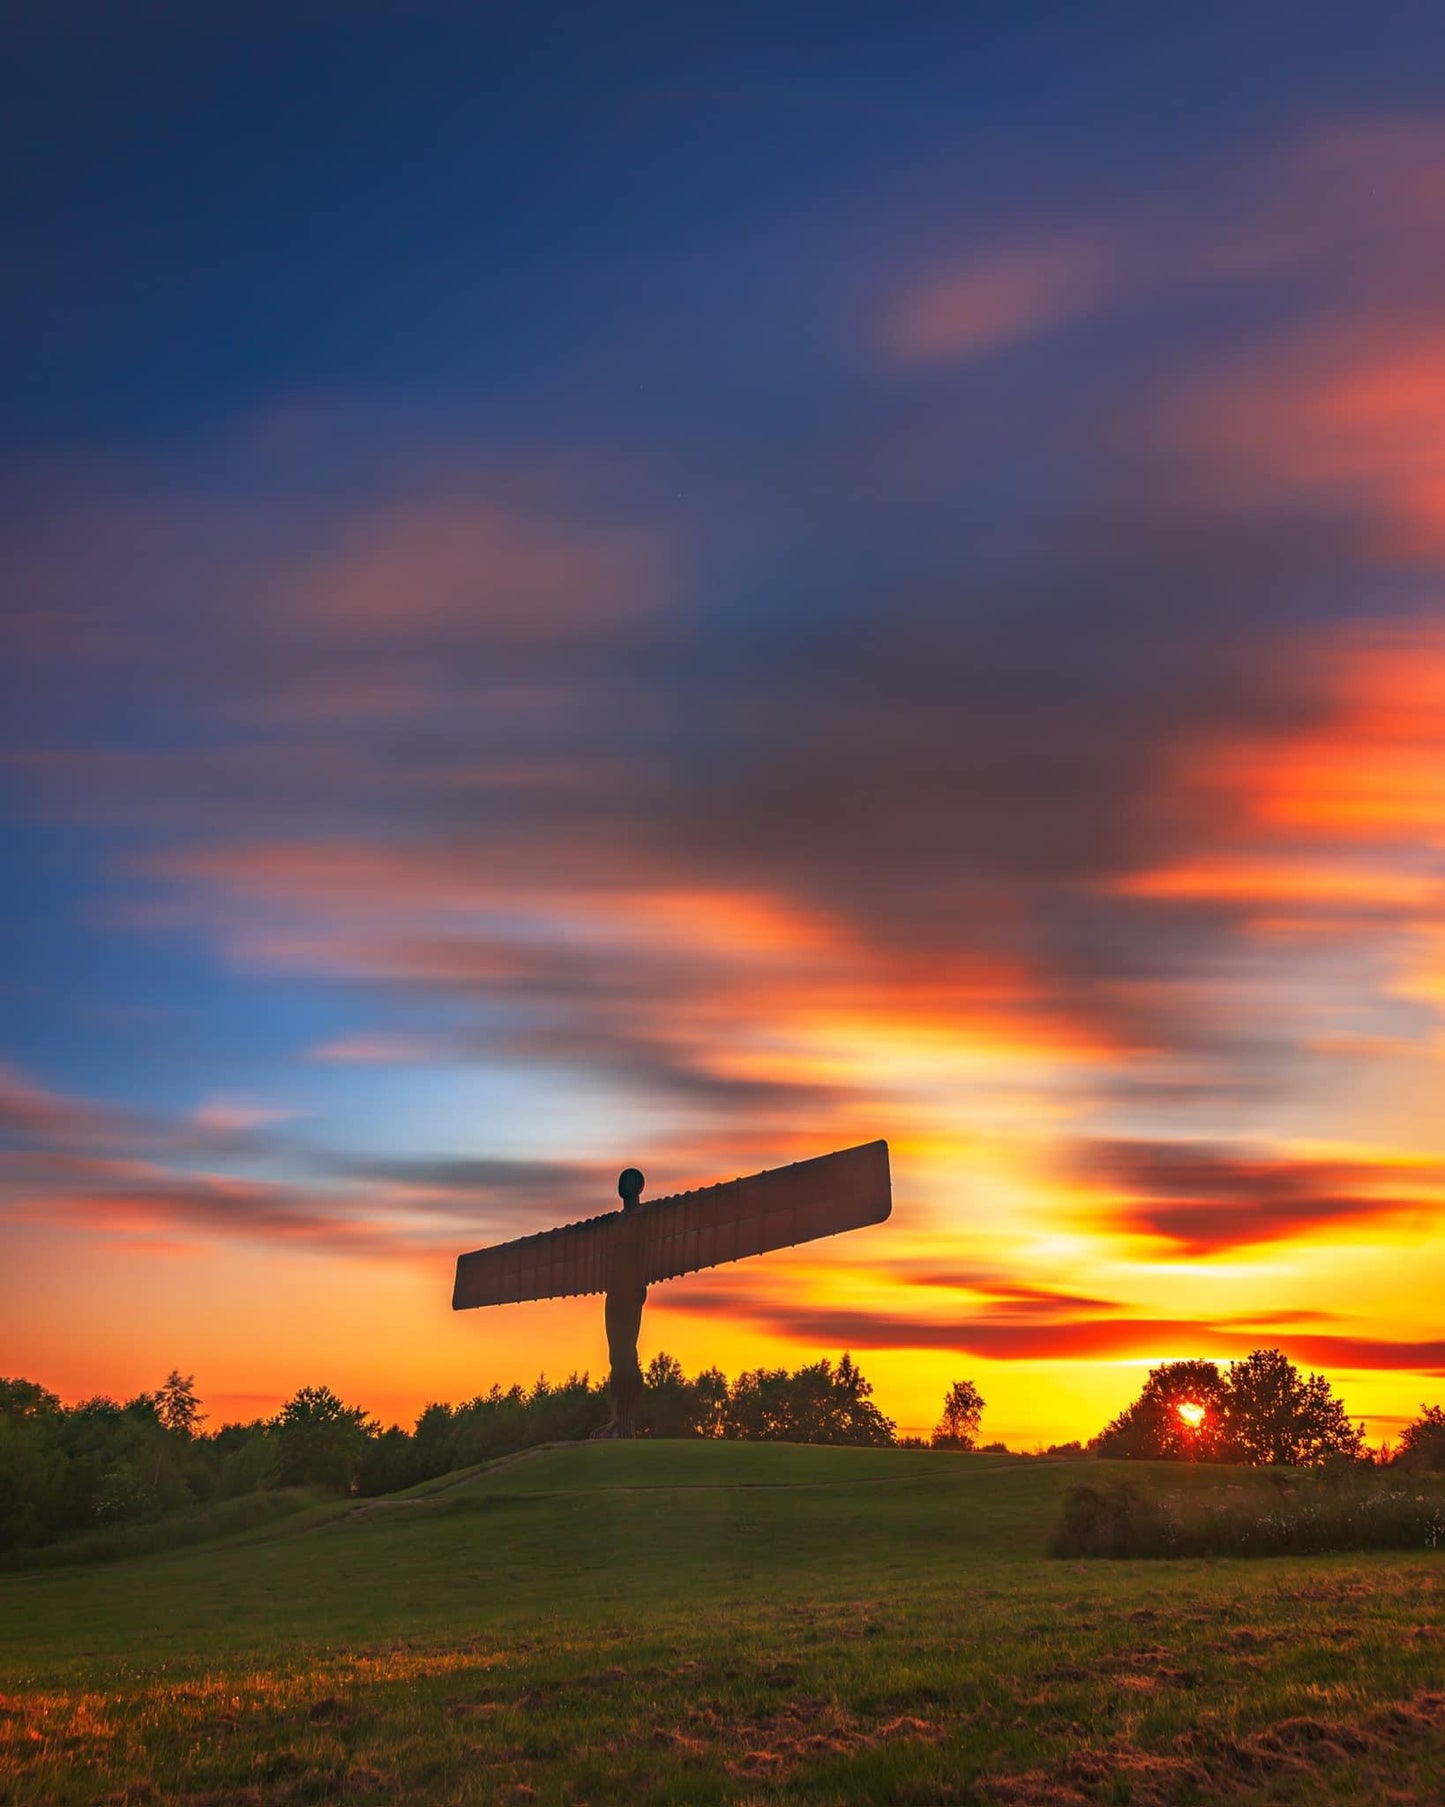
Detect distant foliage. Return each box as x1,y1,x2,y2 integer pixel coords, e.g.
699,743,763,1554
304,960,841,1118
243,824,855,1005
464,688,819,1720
1224,1348,1366,1467
723,1355,895,1447
0,1376,204,1552
1396,1404,1445,1471
155,1371,204,1437
271,1385,378,1490
0,1351,896,1551
932,1379,985,1450
1053,1475,1445,1559
1091,1350,1366,1467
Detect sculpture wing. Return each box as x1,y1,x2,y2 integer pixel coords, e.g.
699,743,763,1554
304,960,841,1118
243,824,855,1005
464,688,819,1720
639,1139,890,1285
452,1210,615,1309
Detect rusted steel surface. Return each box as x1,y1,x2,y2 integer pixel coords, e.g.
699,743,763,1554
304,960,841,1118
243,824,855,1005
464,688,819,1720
451,1139,891,1311
451,1209,614,1309
639,1139,891,1283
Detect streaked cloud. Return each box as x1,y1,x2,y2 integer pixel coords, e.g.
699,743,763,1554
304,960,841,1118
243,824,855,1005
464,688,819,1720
882,234,1114,363
6,93,1445,1439
307,1034,445,1066
663,1287,1445,1373
1070,1139,1445,1255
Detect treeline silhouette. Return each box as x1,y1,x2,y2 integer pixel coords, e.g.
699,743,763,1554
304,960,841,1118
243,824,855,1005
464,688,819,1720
1090,1351,1376,1465
5,1349,1442,1556
0,1353,893,1552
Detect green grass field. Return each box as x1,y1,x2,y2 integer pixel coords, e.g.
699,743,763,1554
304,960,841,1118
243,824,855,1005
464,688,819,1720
1,1443,1441,1804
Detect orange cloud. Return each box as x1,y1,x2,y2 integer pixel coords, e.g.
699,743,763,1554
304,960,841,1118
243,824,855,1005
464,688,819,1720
1112,856,1440,911
1070,1138,1445,1255
1114,618,1445,999
1239,627,1445,845
661,1288,1445,1372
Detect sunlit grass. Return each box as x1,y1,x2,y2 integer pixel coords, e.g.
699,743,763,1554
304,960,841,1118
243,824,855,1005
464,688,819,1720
2,1443,1442,1803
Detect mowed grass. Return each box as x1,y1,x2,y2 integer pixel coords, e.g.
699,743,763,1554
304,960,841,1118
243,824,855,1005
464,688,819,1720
1,1443,1442,1805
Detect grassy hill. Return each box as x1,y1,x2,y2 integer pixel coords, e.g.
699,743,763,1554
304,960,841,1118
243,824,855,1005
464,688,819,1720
2,1442,1442,1803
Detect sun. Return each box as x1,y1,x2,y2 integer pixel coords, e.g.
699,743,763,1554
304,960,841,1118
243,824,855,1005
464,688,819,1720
1175,1400,1207,1428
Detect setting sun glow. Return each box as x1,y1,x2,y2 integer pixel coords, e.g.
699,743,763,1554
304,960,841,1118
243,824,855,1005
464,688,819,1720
1176,1402,1208,1428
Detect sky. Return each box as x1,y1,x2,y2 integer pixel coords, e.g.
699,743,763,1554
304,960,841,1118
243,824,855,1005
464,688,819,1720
3,2,1444,1445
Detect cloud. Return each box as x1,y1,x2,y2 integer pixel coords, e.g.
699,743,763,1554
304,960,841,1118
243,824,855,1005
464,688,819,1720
307,1034,444,1065
1171,322,1445,559
0,1136,622,1265
882,234,1114,363
0,453,669,760
8,119,1445,1412
0,1062,122,1147
288,497,661,642
0,1154,433,1266
1071,1138,1445,1255
660,1288,1445,1373
190,1097,306,1134
884,116,1445,375
887,1267,1122,1313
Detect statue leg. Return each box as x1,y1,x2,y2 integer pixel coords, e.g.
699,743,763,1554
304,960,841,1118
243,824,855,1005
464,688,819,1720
596,1284,646,1439
610,1358,643,1439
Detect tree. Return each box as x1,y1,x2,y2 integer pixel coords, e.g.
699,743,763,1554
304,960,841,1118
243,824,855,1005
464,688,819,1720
690,1366,730,1439
640,1351,700,1438
723,1356,895,1446
0,1378,62,1422
156,1371,204,1437
1089,1353,1365,1467
1222,1349,1365,1467
1091,1360,1231,1461
270,1386,377,1491
933,1379,986,1450
1396,1404,1445,1471
0,1389,62,1548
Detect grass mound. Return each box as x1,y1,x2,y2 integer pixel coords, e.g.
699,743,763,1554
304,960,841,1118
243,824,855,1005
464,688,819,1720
2,1442,1442,1804
0,1486,328,1572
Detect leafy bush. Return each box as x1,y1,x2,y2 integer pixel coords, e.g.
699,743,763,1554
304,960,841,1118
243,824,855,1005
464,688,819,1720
1398,1404,1445,1471
1052,1476,1445,1558
1051,1481,1177,1556
0,1488,322,1571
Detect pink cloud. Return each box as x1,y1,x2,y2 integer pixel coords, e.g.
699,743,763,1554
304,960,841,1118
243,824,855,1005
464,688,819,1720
307,1034,442,1065
189,1097,306,1134
885,116,1445,375
883,234,1114,363
290,497,663,641
1168,320,1445,557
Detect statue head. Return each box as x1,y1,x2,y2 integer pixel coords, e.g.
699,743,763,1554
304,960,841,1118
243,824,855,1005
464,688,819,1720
617,1167,645,1211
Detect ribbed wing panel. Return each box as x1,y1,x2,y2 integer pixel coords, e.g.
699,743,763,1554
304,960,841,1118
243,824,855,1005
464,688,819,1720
452,1211,615,1309
640,1139,890,1285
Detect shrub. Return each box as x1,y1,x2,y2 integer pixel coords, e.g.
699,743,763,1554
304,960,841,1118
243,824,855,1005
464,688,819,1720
1397,1404,1445,1471
1052,1476,1445,1558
